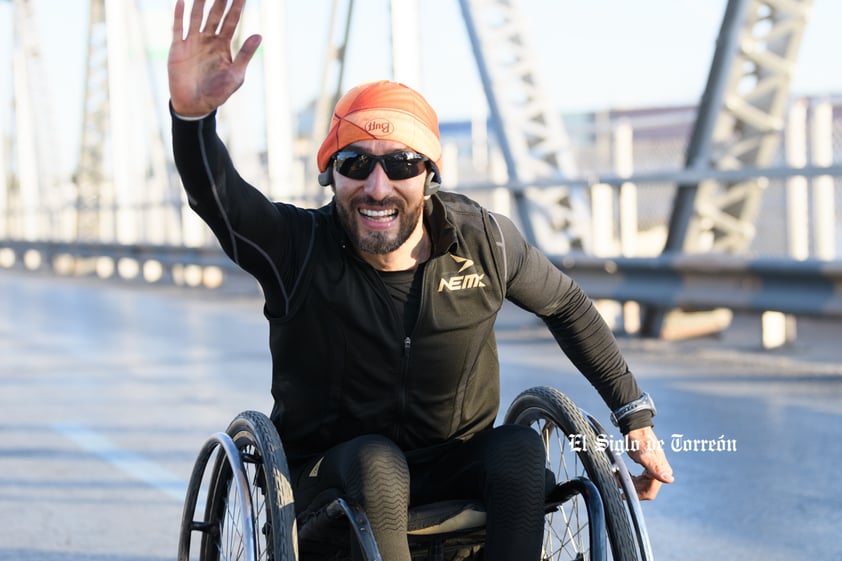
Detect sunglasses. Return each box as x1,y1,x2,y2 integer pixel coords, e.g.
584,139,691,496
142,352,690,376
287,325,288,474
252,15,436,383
332,150,429,181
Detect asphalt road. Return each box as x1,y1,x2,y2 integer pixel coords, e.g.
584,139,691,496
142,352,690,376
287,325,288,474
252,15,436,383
1,269,840,561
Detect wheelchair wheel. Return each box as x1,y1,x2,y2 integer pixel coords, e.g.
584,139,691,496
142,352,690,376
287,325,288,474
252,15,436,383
202,410,298,561
505,386,639,561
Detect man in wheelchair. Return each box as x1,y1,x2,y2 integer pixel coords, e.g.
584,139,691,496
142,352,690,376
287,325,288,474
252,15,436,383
168,1,674,559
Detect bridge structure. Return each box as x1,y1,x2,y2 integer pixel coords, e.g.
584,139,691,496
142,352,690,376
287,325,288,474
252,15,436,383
1,0,841,344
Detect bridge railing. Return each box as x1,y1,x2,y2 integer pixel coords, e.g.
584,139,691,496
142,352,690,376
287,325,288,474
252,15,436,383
0,240,256,292
2,238,842,319
553,253,842,317
2,162,842,343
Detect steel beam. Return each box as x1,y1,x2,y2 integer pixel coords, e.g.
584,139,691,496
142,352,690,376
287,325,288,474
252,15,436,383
11,0,57,239
458,0,588,253
644,0,813,337
76,0,109,240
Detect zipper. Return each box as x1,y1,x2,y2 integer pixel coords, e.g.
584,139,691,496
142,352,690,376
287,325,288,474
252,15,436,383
391,336,411,443
363,259,430,444
395,255,430,443
395,259,430,442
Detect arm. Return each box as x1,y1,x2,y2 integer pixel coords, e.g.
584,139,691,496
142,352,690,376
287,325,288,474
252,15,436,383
170,108,295,283
168,0,272,259
493,213,674,498
168,0,306,317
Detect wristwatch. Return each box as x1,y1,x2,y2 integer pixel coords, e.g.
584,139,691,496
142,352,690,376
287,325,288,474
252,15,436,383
610,393,656,427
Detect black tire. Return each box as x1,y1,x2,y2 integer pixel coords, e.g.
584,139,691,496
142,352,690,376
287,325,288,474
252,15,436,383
202,410,298,561
504,386,638,561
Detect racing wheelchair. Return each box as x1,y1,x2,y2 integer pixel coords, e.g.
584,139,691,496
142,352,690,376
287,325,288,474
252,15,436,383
177,386,653,561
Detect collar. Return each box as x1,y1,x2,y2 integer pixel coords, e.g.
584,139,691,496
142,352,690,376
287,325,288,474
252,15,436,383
424,194,458,258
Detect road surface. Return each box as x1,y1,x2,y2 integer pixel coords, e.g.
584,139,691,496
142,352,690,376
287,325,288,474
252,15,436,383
1,269,840,560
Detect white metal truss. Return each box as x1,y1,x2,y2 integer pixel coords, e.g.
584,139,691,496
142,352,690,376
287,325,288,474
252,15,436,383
10,0,58,239
300,0,587,245
259,0,296,201
645,0,813,338
75,0,108,240
309,0,355,187
306,0,422,198
76,0,178,243
458,0,588,253
666,0,813,255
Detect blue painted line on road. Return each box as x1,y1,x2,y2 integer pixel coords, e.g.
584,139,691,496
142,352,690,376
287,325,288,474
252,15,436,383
53,422,187,501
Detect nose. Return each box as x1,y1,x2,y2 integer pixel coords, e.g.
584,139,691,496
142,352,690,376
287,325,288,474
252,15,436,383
362,161,393,200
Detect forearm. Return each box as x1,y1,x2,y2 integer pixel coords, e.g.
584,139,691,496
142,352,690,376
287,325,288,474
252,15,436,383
170,104,298,309
539,287,651,431
170,105,237,248
171,105,249,209
497,213,652,432
170,104,277,258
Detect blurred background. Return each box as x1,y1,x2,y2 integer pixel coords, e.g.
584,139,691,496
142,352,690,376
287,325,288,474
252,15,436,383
2,0,842,341
1,1,841,560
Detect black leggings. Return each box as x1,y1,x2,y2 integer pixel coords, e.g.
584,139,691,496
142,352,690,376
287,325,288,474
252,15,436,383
291,425,547,561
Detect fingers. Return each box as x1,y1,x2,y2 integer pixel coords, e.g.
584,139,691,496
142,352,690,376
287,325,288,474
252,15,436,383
219,0,248,40
625,426,674,484
188,0,206,34
624,426,674,501
640,442,674,484
649,450,675,484
233,33,262,73
204,0,228,33
632,470,663,501
172,0,184,42
180,0,249,40
633,448,674,486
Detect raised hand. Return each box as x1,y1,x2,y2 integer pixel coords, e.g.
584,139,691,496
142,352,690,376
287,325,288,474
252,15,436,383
168,0,262,117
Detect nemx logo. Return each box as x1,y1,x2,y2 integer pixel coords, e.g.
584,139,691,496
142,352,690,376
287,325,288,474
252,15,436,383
438,254,487,292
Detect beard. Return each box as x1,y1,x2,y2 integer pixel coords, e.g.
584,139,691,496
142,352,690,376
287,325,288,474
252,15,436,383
335,195,424,255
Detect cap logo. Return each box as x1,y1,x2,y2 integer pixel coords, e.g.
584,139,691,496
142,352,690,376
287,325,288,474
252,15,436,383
365,119,394,136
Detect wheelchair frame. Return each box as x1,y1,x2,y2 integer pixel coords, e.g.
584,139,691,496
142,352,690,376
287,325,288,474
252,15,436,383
177,386,653,561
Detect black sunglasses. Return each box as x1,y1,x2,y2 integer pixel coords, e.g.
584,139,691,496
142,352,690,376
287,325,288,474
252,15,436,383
332,150,429,181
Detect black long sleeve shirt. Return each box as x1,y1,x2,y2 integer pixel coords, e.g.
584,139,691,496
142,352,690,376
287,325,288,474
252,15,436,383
171,109,651,460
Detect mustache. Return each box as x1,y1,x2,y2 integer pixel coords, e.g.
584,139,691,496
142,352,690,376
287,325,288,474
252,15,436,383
351,196,406,209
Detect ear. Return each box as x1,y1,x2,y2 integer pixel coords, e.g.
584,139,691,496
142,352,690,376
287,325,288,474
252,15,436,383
423,169,441,196
318,167,333,187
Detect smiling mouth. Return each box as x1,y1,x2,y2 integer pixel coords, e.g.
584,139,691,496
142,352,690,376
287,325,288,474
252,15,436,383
359,208,398,223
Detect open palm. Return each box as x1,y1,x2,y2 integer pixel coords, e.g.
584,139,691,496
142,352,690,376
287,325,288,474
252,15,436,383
168,0,262,117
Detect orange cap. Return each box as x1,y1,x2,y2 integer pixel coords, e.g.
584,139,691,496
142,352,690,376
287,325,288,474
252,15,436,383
316,80,442,175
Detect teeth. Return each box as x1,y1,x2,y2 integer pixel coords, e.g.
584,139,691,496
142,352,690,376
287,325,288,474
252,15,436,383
360,208,397,218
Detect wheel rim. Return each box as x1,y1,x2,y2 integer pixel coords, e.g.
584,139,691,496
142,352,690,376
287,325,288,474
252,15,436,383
533,417,592,561
209,443,273,561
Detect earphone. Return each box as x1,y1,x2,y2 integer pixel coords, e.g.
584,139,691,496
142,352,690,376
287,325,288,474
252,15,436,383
318,167,333,187
423,169,441,196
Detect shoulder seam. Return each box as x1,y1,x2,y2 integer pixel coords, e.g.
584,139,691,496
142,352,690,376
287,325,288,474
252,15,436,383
487,212,508,284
